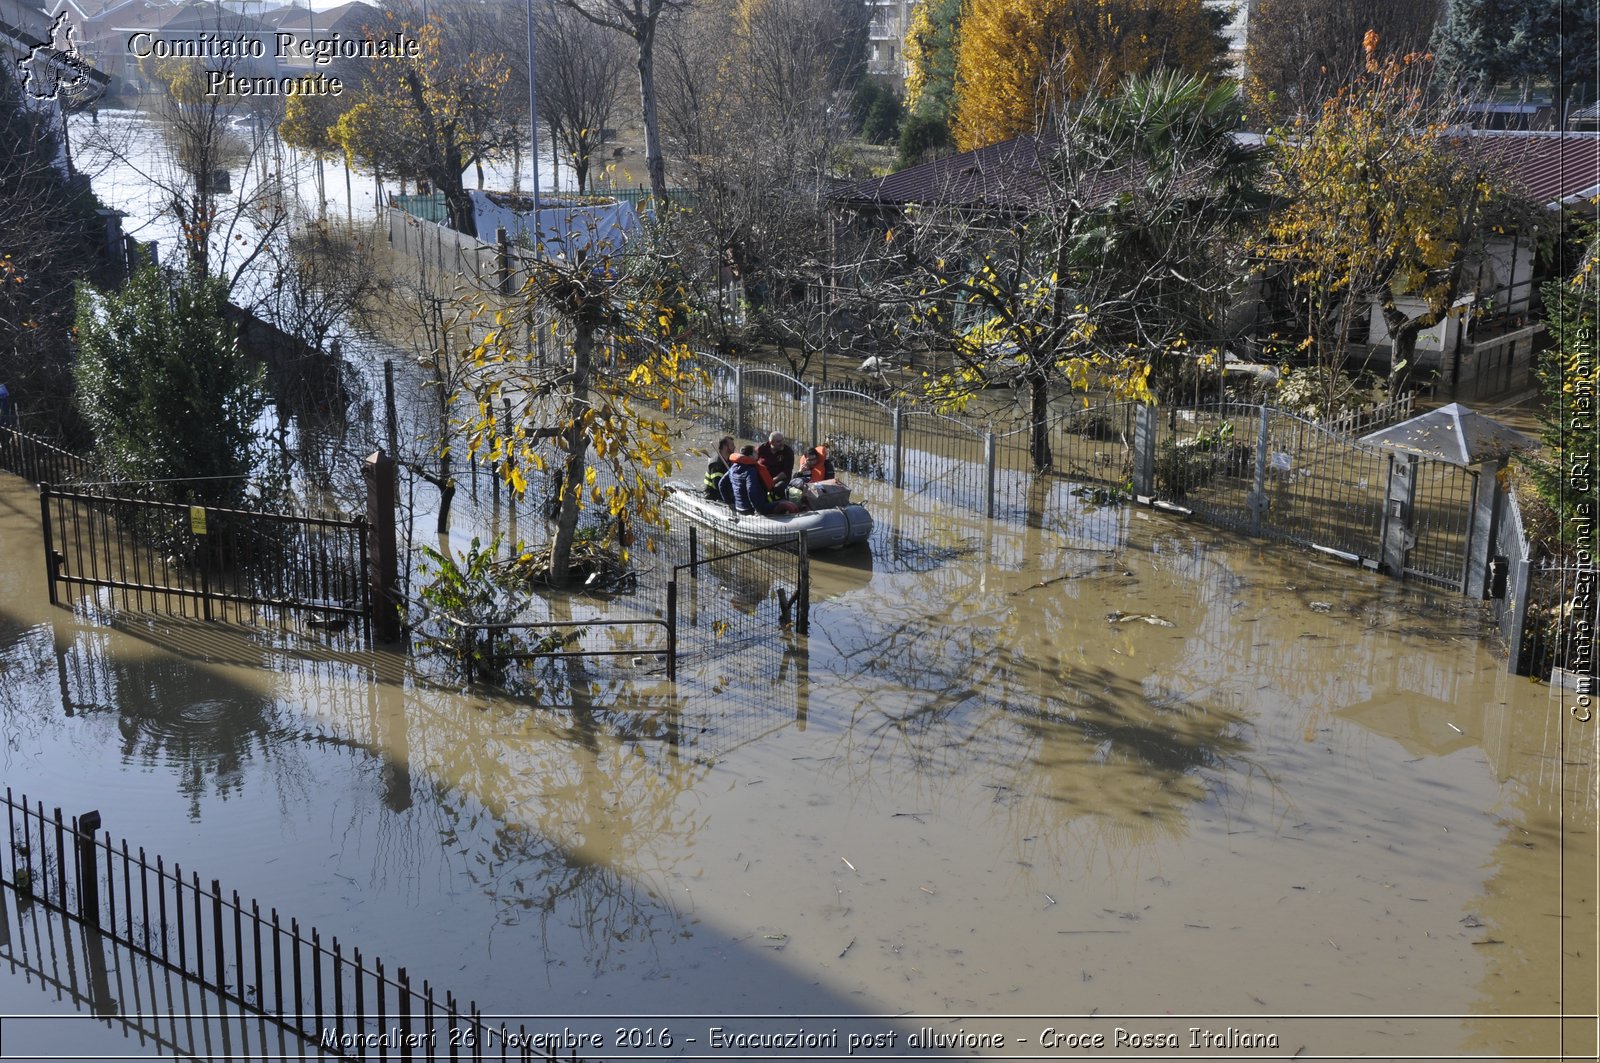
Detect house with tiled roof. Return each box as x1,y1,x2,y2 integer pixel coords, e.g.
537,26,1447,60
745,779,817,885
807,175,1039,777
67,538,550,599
1366,131,1600,399
834,127,1600,400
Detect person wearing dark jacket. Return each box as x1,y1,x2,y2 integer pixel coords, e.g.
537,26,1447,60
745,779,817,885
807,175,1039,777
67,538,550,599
728,446,797,515
704,436,735,500
756,431,794,491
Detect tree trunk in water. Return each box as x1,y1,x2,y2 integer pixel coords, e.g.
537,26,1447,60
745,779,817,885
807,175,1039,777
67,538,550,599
549,323,594,588
1382,304,1425,397
1029,373,1052,472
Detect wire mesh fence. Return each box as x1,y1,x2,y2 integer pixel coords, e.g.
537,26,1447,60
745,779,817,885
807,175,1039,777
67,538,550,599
1258,409,1390,562
1153,403,1262,534
666,526,810,668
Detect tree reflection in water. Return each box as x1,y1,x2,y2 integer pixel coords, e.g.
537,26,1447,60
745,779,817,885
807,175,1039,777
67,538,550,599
815,492,1277,875
429,597,715,975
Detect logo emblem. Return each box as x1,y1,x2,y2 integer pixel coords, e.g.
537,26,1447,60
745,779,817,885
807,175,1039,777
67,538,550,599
18,13,92,102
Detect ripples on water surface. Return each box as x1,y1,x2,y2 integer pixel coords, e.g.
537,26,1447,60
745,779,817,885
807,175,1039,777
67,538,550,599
0,461,1592,1057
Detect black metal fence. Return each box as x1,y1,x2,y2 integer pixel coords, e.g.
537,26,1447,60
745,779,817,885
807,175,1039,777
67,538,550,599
0,423,96,485
3,879,313,1061
669,526,810,668
40,484,370,637
1515,560,1598,683
2,789,593,1063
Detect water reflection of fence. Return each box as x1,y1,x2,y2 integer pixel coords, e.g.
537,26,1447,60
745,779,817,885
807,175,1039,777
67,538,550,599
40,485,371,637
455,616,676,682
1,789,595,1063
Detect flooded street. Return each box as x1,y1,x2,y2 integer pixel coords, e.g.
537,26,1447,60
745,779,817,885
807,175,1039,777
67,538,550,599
1,462,1593,1058
1,109,1591,1060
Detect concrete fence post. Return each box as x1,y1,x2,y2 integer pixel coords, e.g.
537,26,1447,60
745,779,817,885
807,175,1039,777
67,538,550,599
1381,453,1419,577
1465,461,1501,598
892,406,904,489
808,386,819,449
735,366,747,440
1132,404,1157,499
983,432,997,518
363,450,402,643
1248,405,1270,536
495,227,511,294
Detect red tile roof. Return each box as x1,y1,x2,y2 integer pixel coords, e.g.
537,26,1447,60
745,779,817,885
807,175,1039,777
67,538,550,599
838,129,1600,214
1458,131,1600,206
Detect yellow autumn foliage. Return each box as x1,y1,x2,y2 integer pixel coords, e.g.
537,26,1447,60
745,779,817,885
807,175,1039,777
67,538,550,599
950,0,1224,150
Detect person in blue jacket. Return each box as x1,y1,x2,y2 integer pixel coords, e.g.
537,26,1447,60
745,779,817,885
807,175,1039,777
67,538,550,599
728,445,797,515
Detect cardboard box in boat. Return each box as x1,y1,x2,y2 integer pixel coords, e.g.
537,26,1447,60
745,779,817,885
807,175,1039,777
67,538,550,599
804,480,851,510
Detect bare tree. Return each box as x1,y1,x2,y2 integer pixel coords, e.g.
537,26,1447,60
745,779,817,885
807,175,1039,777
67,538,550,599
551,0,692,204
657,0,865,363
78,44,293,293
1244,0,1444,122
535,2,629,194
847,74,1263,469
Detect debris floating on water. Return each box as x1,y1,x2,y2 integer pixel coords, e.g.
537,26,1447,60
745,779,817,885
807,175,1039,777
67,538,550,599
1106,611,1176,627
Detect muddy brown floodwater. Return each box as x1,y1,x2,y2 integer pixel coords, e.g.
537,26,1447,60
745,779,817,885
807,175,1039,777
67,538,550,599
0,466,1593,1060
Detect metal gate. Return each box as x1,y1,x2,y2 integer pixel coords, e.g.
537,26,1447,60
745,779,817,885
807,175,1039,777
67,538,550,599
1398,461,1477,591
39,484,370,635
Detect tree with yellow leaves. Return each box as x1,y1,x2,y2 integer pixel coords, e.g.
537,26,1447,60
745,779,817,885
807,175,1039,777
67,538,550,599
461,218,700,588
1254,37,1533,406
884,73,1260,469
949,0,1226,151
330,13,519,236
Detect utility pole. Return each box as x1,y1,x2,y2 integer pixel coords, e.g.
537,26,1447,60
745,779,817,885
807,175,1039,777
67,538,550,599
525,0,543,242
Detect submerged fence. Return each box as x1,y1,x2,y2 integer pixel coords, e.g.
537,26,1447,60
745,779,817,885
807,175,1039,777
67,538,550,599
1489,484,1598,682
40,484,371,637
2,789,594,1062
677,350,1448,565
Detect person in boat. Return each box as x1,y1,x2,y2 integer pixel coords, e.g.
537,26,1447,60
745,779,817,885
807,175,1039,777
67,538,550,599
791,445,835,487
704,436,735,500
756,431,794,495
729,445,798,516
786,445,840,508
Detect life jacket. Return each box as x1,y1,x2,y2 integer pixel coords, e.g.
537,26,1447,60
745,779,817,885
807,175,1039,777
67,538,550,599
802,445,833,483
